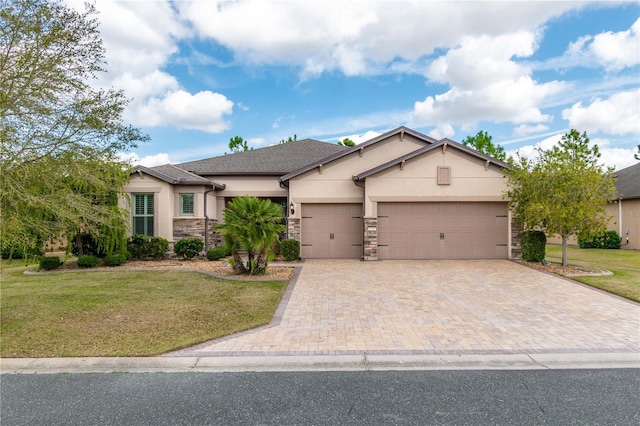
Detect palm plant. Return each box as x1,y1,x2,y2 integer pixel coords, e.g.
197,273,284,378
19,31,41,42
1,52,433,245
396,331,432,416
215,196,286,275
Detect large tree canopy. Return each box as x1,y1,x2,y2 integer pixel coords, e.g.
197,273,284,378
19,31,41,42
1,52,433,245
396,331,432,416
0,0,148,255
505,130,617,265
462,131,507,161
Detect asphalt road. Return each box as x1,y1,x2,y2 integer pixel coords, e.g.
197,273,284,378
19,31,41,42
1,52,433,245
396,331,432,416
2,369,638,425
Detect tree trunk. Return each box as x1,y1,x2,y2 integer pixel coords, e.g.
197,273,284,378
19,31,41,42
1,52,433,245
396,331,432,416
75,233,83,256
561,235,568,266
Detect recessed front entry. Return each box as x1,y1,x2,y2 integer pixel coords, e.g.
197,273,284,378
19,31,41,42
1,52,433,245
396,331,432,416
377,202,508,259
301,203,363,258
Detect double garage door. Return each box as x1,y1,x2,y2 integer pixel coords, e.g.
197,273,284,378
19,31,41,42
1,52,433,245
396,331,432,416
378,202,509,259
300,202,508,260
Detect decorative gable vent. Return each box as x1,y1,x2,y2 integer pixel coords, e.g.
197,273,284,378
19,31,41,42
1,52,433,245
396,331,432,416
437,166,451,185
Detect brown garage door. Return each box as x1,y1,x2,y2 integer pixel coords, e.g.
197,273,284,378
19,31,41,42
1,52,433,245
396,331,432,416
301,203,363,259
378,202,508,259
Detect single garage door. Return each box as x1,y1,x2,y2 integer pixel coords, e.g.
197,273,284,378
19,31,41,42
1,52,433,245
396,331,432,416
301,203,363,259
378,202,508,259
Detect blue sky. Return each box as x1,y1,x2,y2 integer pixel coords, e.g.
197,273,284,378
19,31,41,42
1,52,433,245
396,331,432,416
71,1,639,170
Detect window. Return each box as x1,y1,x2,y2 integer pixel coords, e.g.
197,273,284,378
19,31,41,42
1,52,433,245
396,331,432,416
132,193,154,236
180,193,194,216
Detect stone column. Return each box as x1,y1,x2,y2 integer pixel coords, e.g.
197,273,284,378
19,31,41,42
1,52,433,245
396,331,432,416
511,220,523,259
287,218,300,241
363,217,378,261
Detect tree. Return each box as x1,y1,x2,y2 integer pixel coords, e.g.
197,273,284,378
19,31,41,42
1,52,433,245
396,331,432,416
504,130,617,266
462,131,507,161
0,0,148,255
228,136,250,153
338,138,355,147
215,196,286,275
278,134,297,144
635,144,639,161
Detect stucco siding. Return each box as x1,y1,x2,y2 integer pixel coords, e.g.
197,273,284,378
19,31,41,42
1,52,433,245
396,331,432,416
124,174,174,240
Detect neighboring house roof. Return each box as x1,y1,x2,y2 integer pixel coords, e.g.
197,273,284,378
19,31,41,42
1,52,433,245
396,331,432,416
614,162,640,200
174,139,347,176
133,165,225,189
280,126,437,183
353,139,510,181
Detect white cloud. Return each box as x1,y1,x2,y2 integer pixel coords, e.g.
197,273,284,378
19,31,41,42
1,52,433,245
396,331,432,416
65,0,233,134
562,89,640,136
177,1,578,77
247,137,267,147
339,131,382,145
590,17,640,71
428,124,455,140
118,152,172,167
413,31,568,128
135,90,234,133
507,133,637,170
513,124,550,137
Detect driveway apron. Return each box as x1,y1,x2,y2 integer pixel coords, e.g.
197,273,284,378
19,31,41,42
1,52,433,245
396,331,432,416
167,259,640,356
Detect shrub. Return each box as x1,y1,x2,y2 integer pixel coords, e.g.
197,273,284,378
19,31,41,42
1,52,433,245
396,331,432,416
39,256,63,270
207,247,229,261
148,237,169,259
77,255,100,268
579,230,621,249
127,235,169,260
104,253,127,267
280,239,300,261
521,230,546,262
174,238,204,259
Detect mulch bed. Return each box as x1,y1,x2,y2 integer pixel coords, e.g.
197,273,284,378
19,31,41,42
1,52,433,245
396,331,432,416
515,259,612,277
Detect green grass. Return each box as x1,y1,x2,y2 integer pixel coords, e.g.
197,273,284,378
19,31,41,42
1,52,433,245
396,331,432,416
546,244,640,302
0,266,287,357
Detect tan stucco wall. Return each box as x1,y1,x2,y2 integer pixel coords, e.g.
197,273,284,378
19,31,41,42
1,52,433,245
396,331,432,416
287,134,425,217
547,199,640,250
608,198,640,250
362,148,508,217
124,174,175,241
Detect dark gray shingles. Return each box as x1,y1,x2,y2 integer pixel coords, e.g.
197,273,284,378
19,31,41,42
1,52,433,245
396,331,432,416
614,163,640,199
134,165,224,188
175,139,347,175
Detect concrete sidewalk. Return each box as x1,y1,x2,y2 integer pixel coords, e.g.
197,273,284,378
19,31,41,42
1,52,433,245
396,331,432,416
2,352,639,374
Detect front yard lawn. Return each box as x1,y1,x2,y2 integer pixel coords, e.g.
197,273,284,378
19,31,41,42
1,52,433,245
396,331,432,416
0,266,287,357
545,245,640,302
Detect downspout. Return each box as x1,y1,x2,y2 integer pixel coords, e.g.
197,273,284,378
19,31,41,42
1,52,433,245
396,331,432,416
618,198,622,238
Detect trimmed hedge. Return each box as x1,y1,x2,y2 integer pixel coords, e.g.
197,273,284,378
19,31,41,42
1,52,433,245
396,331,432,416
40,256,63,270
579,230,621,249
127,235,169,260
207,247,229,261
104,253,127,267
280,239,300,261
77,255,100,268
521,230,546,262
174,238,204,259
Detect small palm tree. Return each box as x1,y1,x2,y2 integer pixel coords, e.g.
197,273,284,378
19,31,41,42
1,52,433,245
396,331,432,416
215,196,286,275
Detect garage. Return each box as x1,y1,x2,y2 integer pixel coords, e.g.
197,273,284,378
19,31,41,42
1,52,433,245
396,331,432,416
377,202,508,259
301,203,363,258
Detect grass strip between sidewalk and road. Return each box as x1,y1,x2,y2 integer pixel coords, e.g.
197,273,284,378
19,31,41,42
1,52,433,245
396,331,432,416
0,266,287,358
545,245,640,302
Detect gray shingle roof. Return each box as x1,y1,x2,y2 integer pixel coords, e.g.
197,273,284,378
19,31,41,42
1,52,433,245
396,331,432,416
175,139,348,175
133,165,224,188
614,162,640,200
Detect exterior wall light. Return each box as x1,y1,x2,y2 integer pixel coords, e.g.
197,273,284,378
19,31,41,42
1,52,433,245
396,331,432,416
289,201,295,215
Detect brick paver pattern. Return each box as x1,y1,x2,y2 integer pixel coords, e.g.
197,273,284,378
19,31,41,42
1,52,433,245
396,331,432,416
167,260,640,356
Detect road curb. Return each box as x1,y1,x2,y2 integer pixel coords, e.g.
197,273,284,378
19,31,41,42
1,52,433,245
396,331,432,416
2,352,638,374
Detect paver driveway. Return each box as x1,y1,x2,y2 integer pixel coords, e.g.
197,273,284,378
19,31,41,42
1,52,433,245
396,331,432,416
168,260,640,356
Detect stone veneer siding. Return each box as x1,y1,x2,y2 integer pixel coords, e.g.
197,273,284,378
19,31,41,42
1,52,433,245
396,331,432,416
287,218,300,241
172,218,222,250
511,220,523,259
363,217,378,261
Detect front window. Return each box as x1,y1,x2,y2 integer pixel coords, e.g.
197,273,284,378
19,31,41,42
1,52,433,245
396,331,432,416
132,193,154,236
180,193,194,216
